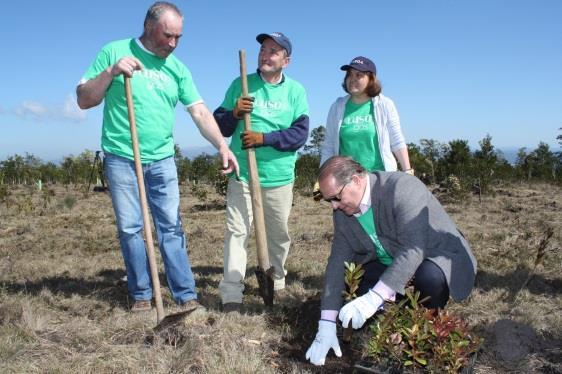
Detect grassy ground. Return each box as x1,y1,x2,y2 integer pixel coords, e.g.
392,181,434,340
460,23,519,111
0,181,560,373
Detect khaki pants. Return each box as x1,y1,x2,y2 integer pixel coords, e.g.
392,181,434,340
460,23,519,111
219,178,293,304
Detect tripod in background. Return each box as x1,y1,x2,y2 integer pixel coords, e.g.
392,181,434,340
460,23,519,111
87,151,108,193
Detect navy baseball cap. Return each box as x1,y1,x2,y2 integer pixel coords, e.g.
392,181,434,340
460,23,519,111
256,32,292,56
340,56,376,75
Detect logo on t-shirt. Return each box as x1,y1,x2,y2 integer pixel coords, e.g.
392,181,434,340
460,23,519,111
254,98,286,116
139,69,172,91
343,114,373,131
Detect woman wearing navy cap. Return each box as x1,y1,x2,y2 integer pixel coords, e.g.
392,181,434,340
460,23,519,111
320,56,412,174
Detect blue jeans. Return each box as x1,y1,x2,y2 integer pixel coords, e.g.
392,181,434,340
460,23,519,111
104,153,197,304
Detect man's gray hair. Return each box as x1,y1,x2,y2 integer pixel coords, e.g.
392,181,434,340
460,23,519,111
144,1,182,28
318,156,367,185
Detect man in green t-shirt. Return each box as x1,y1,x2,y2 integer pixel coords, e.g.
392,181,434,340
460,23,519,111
213,32,309,312
76,2,238,313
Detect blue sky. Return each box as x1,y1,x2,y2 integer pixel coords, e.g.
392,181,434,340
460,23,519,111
1,0,560,162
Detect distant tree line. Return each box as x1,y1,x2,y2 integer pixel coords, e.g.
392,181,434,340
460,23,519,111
293,126,562,195
406,136,560,192
1,128,560,196
0,152,94,186
0,145,229,197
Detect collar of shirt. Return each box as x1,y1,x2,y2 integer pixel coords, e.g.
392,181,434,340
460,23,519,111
354,175,372,217
135,38,155,55
257,69,284,84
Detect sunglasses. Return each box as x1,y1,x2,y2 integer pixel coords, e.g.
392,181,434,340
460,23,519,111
323,182,350,203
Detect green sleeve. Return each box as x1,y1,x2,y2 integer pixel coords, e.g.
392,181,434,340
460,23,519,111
83,46,113,80
220,78,241,110
178,67,202,106
292,84,309,120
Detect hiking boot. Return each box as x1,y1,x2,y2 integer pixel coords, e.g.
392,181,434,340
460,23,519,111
171,299,207,318
131,299,152,312
178,299,206,313
222,302,243,314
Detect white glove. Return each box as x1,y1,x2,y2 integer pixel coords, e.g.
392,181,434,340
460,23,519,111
305,320,342,366
339,289,384,329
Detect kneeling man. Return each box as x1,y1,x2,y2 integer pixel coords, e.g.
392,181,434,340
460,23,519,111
306,156,477,366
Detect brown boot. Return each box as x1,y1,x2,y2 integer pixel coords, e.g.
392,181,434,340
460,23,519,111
178,299,206,312
131,299,152,312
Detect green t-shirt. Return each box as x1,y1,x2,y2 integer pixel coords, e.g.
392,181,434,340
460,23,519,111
220,72,309,187
82,38,202,162
339,99,385,172
356,207,393,265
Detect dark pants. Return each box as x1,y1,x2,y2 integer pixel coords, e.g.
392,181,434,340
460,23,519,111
357,259,450,308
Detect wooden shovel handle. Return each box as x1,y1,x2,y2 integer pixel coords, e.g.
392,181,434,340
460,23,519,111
239,50,270,271
124,76,165,322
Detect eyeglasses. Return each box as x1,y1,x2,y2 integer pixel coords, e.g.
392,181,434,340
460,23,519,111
323,182,349,203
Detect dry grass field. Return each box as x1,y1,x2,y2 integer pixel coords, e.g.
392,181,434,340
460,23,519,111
0,181,560,373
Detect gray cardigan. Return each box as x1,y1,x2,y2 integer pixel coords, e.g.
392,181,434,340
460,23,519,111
321,172,477,311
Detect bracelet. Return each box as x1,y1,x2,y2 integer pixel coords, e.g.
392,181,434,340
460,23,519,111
404,168,415,175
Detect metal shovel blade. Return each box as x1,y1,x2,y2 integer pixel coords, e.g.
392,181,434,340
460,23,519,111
153,307,201,334
255,266,275,306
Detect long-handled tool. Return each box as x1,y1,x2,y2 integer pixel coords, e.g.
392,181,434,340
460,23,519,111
124,76,166,323
125,77,203,331
239,50,275,306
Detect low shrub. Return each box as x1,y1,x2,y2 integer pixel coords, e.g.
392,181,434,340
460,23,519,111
366,291,481,373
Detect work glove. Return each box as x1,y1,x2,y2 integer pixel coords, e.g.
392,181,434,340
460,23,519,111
241,130,264,149
233,96,254,119
312,180,321,201
305,320,342,366
339,289,384,330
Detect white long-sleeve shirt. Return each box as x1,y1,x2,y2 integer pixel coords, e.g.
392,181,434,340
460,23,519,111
320,94,407,171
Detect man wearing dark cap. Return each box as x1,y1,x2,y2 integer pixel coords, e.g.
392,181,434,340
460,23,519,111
213,32,309,312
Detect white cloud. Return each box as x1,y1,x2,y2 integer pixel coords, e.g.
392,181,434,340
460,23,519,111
12,95,87,123
61,95,87,122
14,101,49,119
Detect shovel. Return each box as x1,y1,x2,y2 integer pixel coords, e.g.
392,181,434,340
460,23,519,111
239,50,275,306
124,76,200,327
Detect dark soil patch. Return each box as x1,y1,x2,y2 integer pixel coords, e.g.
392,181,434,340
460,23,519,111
490,318,562,372
268,295,362,373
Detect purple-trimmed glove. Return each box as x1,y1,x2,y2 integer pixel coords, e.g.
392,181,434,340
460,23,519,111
305,320,342,365
339,289,384,329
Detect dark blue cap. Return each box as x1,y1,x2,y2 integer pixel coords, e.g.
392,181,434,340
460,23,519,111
256,32,292,56
340,56,376,75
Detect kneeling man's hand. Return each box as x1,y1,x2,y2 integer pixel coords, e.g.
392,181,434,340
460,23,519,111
305,320,342,366
339,290,383,329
